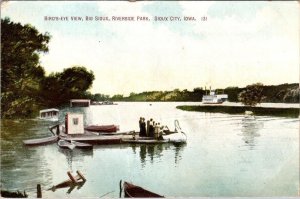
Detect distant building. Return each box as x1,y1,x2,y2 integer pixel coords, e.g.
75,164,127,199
65,113,84,134
70,99,90,107
39,108,59,121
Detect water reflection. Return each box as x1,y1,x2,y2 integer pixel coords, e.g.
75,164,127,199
1,119,54,193
130,144,186,167
239,118,264,150
58,148,93,171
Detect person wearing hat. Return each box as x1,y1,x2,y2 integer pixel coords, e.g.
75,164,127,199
139,117,143,136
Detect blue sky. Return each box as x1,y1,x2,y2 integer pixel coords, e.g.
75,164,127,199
2,1,299,95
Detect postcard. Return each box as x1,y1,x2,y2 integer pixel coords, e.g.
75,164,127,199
1,1,299,198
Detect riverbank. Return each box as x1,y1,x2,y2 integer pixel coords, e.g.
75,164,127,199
176,104,299,118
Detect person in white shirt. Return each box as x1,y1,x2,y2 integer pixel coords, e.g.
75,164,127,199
149,118,154,137
154,122,160,140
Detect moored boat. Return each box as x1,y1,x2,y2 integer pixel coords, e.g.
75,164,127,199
23,136,58,146
101,101,117,105
123,181,164,198
39,108,59,121
58,140,76,150
52,113,186,146
84,124,119,133
71,140,93,149
244,111,256,120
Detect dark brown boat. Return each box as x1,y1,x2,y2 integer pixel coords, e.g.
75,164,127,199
123,181,164,198
84,124,119,133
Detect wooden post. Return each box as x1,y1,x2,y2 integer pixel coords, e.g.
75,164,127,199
119,180,122,198
76,170,86,182
37,184,42,198
56,124,60,135
67,171,77,183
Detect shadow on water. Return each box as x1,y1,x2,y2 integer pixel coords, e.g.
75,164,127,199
57,148,94,171
130,143,186,167
238,118,264,150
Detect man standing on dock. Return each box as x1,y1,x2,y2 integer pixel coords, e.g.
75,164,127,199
149,118,154,137
154,123,160,140
139,117,143,136
146,120,150,137
141,118,146,137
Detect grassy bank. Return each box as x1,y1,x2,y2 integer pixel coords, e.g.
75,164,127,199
176,105,299,118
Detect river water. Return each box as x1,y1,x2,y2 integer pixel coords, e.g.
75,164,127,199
1,102,299,197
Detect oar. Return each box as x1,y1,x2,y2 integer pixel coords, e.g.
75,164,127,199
99,191,114,198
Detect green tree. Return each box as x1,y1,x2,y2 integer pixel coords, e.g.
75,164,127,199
1,18,50,118
111,94,124,101
193,87,203,92
40,66,95,106
238,83,265,107
224,87,241,102
40,73,63,107
91,93,109,101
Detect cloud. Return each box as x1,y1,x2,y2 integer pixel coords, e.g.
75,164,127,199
2,1,299,95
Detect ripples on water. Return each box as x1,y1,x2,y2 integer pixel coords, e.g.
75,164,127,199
1,102,299,197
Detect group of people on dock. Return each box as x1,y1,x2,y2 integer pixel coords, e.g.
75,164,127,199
139,117,164,140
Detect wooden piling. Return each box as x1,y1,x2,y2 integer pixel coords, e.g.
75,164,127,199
76,170,86,182
37,184,42,198
119,180,123,198
67,171,77,183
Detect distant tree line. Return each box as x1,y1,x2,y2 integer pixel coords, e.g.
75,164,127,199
106,83,299,103
1,18,94,118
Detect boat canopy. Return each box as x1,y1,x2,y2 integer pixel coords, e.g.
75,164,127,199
70,99,90,107
40,108,59,114
40,108,59,119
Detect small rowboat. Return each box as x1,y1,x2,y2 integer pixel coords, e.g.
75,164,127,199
84,125,119,133
58,140,75,150
123,181,164,198
58,140,93,150
23,136,58,146
71,141,93,150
